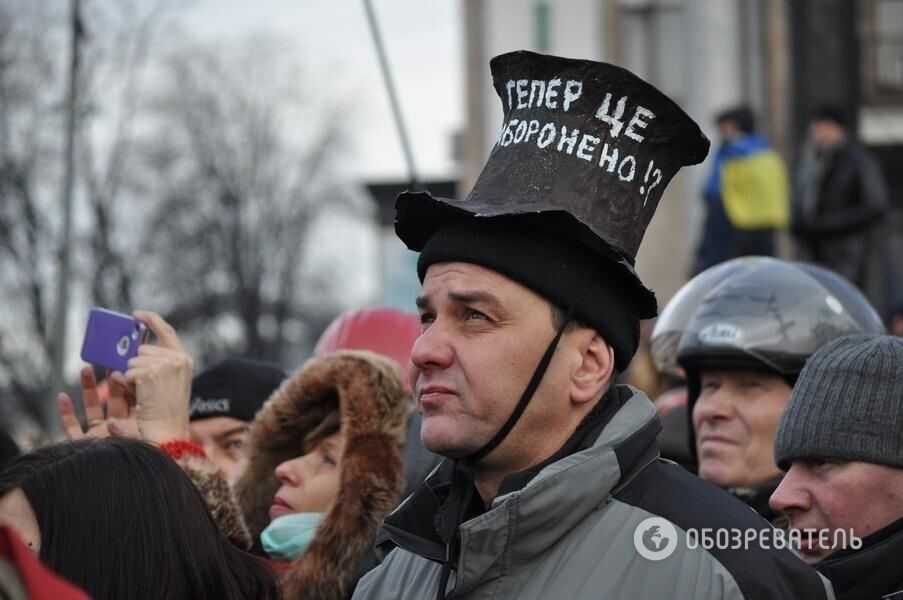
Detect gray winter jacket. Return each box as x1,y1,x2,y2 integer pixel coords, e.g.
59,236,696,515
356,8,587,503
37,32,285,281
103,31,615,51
354,387,834,600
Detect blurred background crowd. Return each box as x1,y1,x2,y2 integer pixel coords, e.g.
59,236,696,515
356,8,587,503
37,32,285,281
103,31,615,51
0,0,901,453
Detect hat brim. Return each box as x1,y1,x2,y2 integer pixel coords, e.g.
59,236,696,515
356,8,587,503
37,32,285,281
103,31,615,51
395,190,658,318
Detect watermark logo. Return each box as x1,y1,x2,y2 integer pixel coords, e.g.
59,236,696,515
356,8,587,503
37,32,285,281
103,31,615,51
632,518,863,560
633,517,678,561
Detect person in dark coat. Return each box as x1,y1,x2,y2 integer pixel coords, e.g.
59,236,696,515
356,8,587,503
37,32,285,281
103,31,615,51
188,358,286,483
0,437,279,600
694,106,788,273
353,51,833,600
665,257,884,527
771,334,903,599
792,106,890,316
232,351,414,600
232,307,440,599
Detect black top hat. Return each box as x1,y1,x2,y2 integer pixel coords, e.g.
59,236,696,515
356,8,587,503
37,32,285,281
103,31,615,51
396,50,709,317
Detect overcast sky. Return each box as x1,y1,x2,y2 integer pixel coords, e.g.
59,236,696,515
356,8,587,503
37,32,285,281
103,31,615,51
180,0,464,183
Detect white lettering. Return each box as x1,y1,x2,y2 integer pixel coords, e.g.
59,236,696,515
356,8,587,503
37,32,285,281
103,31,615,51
618,155,637,182
595,93,628,137
500,119,518,146
529,80,546,109
512,120,528,144
545,78,561,109
577,134,600,162
524,120,541,143
598,143,619,172
557,126,579,154
537,122,557,148
516,79,529,109
189,397,231,417
563,80,583,112
625,106,655,142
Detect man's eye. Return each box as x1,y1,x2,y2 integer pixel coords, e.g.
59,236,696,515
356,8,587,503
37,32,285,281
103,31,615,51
419,313,435,329
323,455,337,467
226,439,244,451
464,309,488,321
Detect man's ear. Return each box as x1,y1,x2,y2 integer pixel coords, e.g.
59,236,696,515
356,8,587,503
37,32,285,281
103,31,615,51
571,333,615,405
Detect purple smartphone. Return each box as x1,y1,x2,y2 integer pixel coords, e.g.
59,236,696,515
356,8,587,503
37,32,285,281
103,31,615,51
80,308,148,372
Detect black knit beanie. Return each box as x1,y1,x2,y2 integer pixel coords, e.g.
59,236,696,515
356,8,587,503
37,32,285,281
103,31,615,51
416,217,640,371
189,358,286,423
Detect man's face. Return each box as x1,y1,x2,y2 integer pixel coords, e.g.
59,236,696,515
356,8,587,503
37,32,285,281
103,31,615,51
692,369,792,487
189,416,250,482
890,314,903,337
769,460,903,563
809,119,844,149
717,120,741,142
411,262,581,465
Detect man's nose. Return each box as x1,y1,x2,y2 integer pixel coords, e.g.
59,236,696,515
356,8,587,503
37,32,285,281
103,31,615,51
769,465,811,516
410,318,454,374
694,386,734,426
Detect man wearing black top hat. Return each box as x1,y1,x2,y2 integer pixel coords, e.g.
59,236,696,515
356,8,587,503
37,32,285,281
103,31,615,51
353,51,832,600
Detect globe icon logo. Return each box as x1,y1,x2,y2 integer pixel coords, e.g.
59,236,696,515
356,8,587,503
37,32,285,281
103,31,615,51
633,517,678,560
643,525,666,551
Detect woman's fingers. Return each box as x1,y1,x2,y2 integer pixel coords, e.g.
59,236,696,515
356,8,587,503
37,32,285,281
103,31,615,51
80,366,105,425
107,417,141,439
119,312,194,446
57,393,85,440
123,365,153,386
126,353,193,385
108,371,137,409
133,310,185,353
106,374,131,420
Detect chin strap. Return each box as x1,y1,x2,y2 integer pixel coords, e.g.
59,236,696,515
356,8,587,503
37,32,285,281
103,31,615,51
435,276,588,600
467,278,586,462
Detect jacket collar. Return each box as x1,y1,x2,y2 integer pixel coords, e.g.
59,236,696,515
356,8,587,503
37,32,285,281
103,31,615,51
816,516,903,600
376,386,661,591
729,476,787,528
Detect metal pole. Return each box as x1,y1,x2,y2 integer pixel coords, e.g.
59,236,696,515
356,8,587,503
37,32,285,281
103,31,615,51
48,0,82,432
362,0,421,191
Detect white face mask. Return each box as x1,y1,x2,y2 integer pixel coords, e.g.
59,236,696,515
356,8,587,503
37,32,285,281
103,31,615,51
260,512,325,561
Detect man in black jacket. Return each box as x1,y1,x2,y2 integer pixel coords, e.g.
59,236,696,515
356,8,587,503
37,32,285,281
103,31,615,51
792,107,890,316
771,334,903,599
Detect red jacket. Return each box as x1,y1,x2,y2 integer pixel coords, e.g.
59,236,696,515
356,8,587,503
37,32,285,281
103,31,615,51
0,525,92,599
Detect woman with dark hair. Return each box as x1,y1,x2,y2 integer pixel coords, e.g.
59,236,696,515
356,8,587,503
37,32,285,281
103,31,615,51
0,437,279,600
47,307,435,598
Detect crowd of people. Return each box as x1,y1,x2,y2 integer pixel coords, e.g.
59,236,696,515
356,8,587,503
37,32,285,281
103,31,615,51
0,49,900,600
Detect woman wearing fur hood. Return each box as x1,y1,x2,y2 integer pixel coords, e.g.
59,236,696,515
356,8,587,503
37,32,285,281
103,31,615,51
232,350,416,599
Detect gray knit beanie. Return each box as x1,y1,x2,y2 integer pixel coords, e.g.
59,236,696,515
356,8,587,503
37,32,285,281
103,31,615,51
774,334,903,470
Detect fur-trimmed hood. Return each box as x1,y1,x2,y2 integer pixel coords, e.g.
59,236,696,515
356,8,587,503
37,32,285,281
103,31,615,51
233,351,411,599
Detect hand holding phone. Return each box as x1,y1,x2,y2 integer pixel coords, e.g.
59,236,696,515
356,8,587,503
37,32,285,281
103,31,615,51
79,308,193,445
80,308,148,372
122,310,193,445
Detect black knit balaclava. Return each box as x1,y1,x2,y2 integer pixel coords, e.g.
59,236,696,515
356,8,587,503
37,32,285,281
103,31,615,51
416,217,640,372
